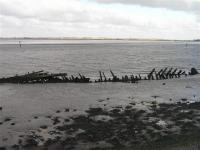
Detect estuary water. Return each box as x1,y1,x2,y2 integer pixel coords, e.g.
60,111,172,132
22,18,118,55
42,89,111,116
0,39,200,78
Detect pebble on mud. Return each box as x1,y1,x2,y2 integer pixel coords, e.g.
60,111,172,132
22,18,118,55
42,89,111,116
10,123,15,126
40,125,48,129
4,118,11,122
56,110,61,113
65,108,70,112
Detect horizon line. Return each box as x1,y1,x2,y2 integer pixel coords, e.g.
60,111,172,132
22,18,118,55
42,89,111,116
0,37,199,41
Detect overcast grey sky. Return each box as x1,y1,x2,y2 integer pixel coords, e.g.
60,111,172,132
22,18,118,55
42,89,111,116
0,0,200,39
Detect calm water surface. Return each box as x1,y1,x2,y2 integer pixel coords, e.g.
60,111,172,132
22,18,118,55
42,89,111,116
0,39,200,78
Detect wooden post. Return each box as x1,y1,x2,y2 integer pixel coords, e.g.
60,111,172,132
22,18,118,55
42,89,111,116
102,72,107,82
147,68,155,80
99,71,103,82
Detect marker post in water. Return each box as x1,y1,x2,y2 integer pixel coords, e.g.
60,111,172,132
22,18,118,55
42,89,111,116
19,41,22,48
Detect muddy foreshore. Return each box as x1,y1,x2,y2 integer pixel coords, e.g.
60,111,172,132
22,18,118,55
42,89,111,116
1,74,200,150
1,97,200,150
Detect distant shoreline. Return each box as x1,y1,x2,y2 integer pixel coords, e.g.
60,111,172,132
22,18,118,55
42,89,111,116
0,37,199,42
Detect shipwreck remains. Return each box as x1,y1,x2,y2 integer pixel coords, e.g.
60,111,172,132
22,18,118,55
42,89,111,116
0,71,90,84
0,67,198,84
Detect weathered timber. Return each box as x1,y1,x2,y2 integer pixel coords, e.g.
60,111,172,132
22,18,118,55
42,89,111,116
0,67,198,84
99,71,103,82
110,70,119,82
171,68,177,75
166,68,173,78
102,72,107,82
159,67,168,79
190,68,199,75
139,74,142,80
147,68,155,80
0,71,90,84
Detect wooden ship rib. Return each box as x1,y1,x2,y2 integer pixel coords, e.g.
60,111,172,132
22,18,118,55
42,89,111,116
0,67,198,84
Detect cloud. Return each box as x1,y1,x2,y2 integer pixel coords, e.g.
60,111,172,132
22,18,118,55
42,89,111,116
0,0,200,39
93,0,200,13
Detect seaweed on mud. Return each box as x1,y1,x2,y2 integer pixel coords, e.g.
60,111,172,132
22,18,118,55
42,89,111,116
64,103,196,147
19,100,200,150
23,138,38,148
85,107,107,116
52,117,61,125
11,144,19,150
